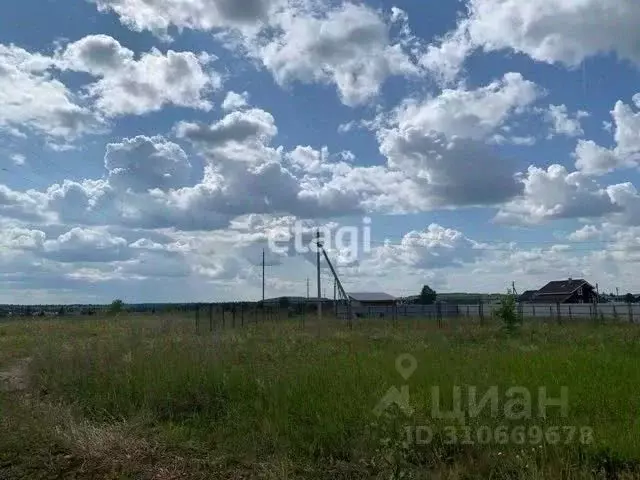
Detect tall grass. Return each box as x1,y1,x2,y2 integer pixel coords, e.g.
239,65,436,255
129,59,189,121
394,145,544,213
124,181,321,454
2,316,640,478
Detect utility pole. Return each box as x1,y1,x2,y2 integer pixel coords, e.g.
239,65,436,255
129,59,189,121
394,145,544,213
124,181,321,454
316,229,322,322
616,287,620,300
262,249,265,303
512,280,522,323
303,277,309,327
334,278,337,319
318,242,352,328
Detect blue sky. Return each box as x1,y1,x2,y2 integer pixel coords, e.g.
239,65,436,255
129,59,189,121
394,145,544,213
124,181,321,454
2,0,640,303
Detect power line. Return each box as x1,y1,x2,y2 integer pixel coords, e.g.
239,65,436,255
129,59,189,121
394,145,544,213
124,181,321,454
316,229,322,321
0,164,54,188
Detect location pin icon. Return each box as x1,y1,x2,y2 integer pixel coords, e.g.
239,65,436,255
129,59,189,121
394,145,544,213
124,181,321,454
395,353,417,381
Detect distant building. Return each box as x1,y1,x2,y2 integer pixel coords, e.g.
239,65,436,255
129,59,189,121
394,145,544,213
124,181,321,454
348,292,397,307
263,296,314,305
518,290,539,303
526,279,596,304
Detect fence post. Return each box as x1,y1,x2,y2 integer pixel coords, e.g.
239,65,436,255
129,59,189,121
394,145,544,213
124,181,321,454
518,302,524,324
556,303,561,325
407,305,423,329
613,304,618,322
479,299,484,326
628,303,634,324
568,305,572,321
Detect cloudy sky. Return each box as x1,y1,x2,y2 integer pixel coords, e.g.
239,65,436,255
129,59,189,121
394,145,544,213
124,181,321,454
2,0,640,303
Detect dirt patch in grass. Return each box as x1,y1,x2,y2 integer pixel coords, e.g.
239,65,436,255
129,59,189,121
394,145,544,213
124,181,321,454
0,357,31,392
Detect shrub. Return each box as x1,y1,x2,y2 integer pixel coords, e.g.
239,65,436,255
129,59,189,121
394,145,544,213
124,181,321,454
495,293,519,331
109,299,124,315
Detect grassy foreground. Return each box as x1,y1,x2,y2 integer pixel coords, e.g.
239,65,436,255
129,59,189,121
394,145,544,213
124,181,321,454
1,315,639,479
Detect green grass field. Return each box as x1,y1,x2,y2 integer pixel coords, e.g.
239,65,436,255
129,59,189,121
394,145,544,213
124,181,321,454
1,314,639,479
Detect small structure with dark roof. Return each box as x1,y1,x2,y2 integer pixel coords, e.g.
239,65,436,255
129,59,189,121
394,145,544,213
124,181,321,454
518,290,539,303
348,292,397,307
530,278,596,304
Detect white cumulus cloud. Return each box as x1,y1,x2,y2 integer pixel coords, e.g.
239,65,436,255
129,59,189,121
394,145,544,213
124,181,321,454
424,0,640,81
575,95,640,175
543,104,589,138
222,90,250,111
59,35,222,116
251,2,418,106
0,44,101,139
